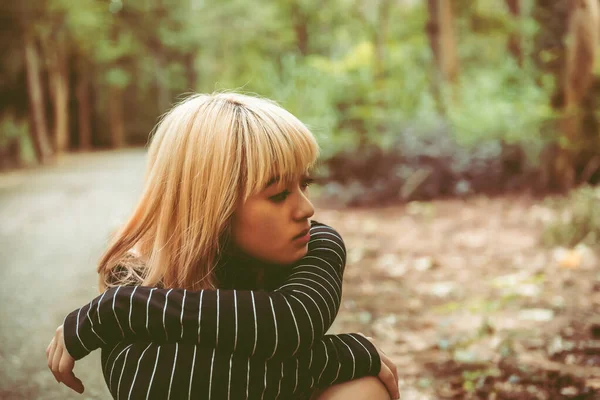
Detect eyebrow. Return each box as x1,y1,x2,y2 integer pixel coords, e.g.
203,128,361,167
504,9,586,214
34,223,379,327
264,173,310,189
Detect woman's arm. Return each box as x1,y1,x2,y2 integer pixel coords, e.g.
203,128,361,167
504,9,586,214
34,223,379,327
64,221,346,360
99,333,381,399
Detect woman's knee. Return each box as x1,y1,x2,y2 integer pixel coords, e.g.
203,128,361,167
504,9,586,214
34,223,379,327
312,376,390,400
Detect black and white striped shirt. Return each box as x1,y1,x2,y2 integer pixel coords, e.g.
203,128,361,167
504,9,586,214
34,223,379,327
63,221,380,399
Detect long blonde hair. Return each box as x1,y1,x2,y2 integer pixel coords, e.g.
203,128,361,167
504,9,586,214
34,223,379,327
97,92,319,291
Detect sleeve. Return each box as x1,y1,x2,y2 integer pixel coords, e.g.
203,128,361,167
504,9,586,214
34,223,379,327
99,333,381,399
302,333,382,389
63,222,347,361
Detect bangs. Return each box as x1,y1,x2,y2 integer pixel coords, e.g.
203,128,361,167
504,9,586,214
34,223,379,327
238,102,319,199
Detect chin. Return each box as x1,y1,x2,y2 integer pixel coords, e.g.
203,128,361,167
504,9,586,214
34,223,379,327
279,245,308,266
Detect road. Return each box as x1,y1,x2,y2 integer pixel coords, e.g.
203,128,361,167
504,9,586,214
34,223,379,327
0,149,148,399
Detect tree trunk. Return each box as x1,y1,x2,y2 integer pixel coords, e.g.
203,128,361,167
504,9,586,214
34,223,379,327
183,52,197,91
48,32,70,153
506,0,523,65
374,0,392,81
426,0,459,84
108,86,125,148
556,0,599,190
76,58,92,150
153,51,170,112
291,3,309,55
24,31,53,163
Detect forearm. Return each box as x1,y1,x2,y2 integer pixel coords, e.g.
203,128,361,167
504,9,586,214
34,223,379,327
64,222,347,360
303,333,381,389
99,332,381,399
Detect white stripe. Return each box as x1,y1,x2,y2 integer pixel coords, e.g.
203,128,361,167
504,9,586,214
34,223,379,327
294,358,299,393
317,341,328,384
287,268,341,296
97,290,108,324
75,307,91,353
108,343,133,391
275,363,283,399
103,344,120,375
187,345,197,399
216,290,220,347
260,363,267,400
109,344,133,398
287,269,340,297
128,286,138,334
281,287,326,329
282,297,300,355
269,297,278,358
146,288,157,334
347,334,373,370
208,348,216,400
112,287,125,337
281,277,337,314
180,289,187,339
227,353,233,400
308,234,345,256
163,288,174,341
116,347,131,400
145,346,161,400
127,343,153,400
246,359,250,399
197,291,204,341
337,337,356,379
331,360,341,384
278,283,332,322
289,294,315,346
309,229,344,250
86,300,106,345
233,291,238,351
166,342,179,400
251,292,258,356
300,255,341,279
308,348,313,369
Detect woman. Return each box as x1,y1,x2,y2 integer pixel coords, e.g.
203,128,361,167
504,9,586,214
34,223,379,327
46,92,399,399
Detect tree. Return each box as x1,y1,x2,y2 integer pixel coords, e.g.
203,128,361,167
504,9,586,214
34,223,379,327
505,0,523,65
556,0,599,189
426,0,459,84
24,30,53,163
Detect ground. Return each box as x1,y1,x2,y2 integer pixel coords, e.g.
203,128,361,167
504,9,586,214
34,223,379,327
0,149,598,399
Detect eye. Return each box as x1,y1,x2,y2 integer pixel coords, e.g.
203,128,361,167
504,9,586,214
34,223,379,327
270,190,291,203
301,178,314,191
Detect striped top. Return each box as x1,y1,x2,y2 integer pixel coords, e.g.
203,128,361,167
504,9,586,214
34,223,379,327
63,221,381,399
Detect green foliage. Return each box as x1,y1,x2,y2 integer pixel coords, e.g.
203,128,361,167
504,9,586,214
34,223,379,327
4,0,594,193
542,186,600,248
0,113,36,165
445,60,557,164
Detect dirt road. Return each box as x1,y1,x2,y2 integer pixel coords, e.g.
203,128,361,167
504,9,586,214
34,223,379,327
0,149,147,399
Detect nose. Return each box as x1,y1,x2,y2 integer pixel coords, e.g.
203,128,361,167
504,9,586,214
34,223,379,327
293,190,315,221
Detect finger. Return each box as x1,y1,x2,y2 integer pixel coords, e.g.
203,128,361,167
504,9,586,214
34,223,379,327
380,351,398,386
52,342,64,383
47,338,60,383
379,363,400,400
47,337,55,368
59,356,84,394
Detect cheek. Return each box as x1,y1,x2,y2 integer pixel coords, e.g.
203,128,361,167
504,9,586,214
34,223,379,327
232,205,304,264
232,206,283,258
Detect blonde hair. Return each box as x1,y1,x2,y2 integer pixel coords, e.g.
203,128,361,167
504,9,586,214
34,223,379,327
97,92,319,291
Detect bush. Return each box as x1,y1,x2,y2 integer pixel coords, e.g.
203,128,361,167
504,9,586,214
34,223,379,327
542,185,600,248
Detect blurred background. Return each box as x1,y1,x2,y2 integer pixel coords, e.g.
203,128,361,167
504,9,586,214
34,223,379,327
0,0,599,399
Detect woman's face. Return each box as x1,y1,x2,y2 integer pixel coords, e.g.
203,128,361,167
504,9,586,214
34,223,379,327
231,174,315,265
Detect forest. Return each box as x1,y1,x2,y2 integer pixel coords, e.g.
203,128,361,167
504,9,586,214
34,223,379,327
0,0,599,399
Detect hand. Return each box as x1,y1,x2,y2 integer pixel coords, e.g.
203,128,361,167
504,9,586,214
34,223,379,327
358,333,399,400
46,325,84,394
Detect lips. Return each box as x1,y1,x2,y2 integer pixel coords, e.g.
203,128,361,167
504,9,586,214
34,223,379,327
293,228,310,240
